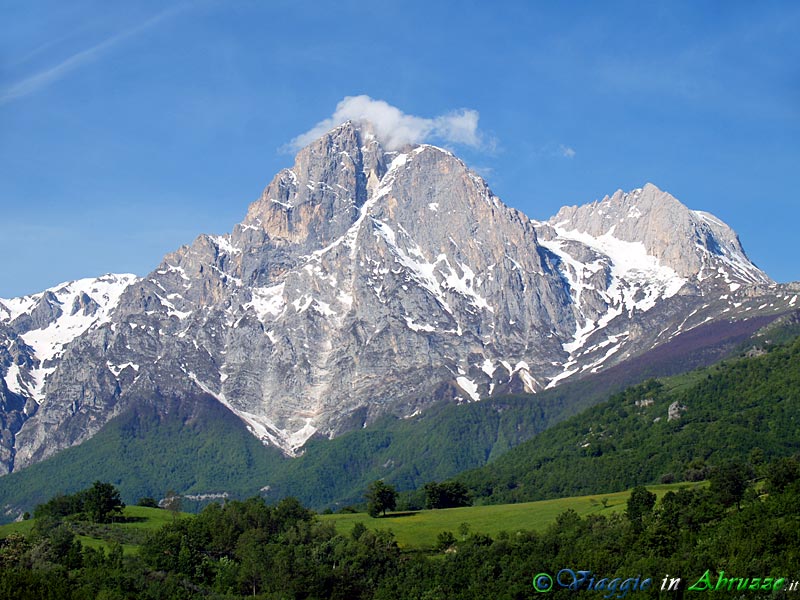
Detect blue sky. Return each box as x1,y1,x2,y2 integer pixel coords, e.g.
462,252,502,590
1,0,798,298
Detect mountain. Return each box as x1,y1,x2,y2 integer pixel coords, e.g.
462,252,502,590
0,310,791,520
453,320,800,504
0,391,287,520
0,274,138,472
534,184,779,386
245,309,800,509
1,120,797,478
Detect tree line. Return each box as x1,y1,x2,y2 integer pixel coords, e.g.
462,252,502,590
1,454,798,599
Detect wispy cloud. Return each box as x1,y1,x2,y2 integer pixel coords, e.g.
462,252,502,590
289,95,486,151
559,145,576,159
527,143,577,161
0,6,183,106
8,26,92,70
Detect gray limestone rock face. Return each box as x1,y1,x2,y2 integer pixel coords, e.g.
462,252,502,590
243,121,389,252
0,121,793,471
549,183,770,285
14,292,63,332
0,274,139,471
668,400,686,421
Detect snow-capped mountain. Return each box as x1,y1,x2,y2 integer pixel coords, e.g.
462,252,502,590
0,274,138,470
533,184,778,387
1,121,796,474
0,274,139,401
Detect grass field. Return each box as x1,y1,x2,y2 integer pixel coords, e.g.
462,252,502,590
1,483,704,553
0,505,185,555
0,517,36,537
321,482,703,549
113,505,182,530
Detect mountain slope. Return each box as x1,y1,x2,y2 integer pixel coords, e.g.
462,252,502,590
1,120,796,476
455,320,800,504
0,391,286,521
0,309,790,519
250,309,796,508
0,274,138,473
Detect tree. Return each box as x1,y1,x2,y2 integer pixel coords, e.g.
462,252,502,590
626,486,656,531
366,480,397,517
0,532,30,569
435,531,456,551
351,522,368,540
768,457,800,494
710,462,750,509
274,496,313,531
33,492,83,519
82,481,125,523
424,481,471,509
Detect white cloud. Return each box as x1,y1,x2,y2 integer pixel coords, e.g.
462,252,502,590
559,145,576,159
289,95,484,151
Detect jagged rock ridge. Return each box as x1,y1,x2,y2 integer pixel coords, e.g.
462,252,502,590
1,121,796,473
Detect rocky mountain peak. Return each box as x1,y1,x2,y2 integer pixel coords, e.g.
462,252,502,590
1,123,792,474
242,120,395,250
548,183,770,285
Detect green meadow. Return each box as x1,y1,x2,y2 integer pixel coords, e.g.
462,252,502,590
0,483,702,554
0,505,186,556
320,482,701,549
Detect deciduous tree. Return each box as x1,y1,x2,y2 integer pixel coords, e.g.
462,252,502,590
366,480,397,517
626,486,655,531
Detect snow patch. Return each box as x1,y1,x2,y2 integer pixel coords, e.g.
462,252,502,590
0,295,37,323
155,294,192,320
270,198,293,209
372,220,492,314
13,274,138,401
480,358,496,377
544,225,686,357
546,366,580,389
155,264,189,281
404,317,436,332
245,283,286,323
107,361,140,377
291,295,313,313
338,291,354,310
211,234,241,256
403,408,423,419
4,363,24,396
456,376,480,402
312,300,336,317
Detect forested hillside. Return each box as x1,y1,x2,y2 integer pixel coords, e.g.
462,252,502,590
455,334,800,504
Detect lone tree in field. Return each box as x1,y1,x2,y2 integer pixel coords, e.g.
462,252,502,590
82,481,125,523
366,480,397,517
